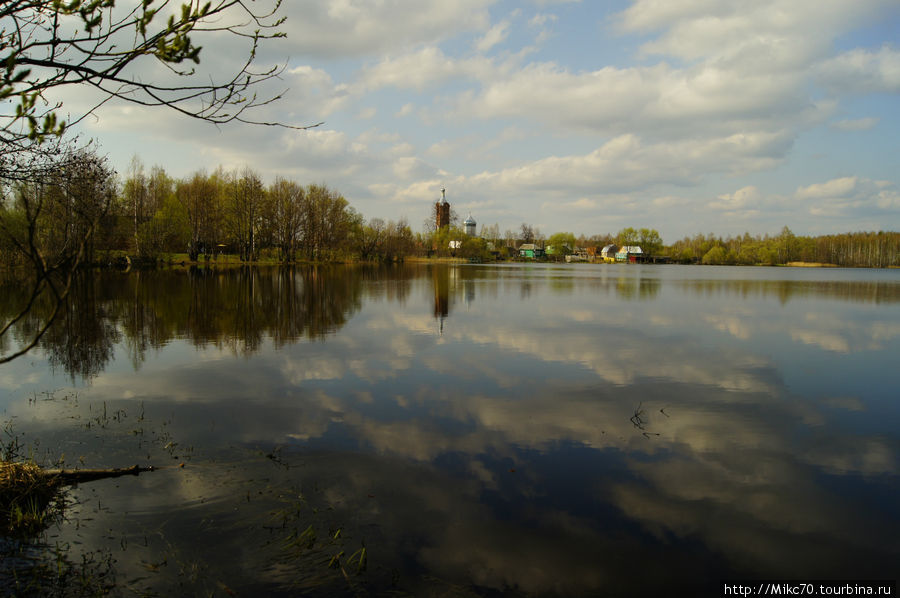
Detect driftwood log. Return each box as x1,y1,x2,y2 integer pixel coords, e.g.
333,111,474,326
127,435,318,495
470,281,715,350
42,465,157,485
2,462,160,535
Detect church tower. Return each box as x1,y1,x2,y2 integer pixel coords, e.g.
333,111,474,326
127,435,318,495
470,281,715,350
435,187,450,229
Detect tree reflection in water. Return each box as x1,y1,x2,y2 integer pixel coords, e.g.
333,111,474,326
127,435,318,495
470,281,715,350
0,264,897,596
1,266,390,380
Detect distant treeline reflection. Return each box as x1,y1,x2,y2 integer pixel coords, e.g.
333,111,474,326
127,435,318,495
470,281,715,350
1,265,897,380
673,277,900,304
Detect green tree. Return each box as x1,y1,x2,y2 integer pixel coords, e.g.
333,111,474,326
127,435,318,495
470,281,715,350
678,247,696,264
638,228,663,256
777,226,797,263
143,191,189,257
616,227,638,247
547,232,576,256
701,246,728,265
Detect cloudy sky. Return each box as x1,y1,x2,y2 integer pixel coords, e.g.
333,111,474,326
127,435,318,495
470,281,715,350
74,0,900,241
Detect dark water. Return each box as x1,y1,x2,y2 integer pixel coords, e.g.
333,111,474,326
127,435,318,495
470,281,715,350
1,264,899,596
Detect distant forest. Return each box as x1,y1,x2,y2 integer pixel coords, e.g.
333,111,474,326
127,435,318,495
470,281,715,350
665,228,899,268
1,150,898,269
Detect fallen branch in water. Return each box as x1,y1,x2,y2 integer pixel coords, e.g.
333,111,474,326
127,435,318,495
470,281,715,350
42,464,157,485
2,461,159,536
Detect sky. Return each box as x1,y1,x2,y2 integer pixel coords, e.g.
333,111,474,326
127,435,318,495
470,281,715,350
67,0,900,242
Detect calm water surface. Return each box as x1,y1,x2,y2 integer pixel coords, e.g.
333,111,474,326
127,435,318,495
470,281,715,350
1,263,898,596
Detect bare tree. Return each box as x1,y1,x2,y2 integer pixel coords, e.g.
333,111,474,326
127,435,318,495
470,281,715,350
122,156,148,254
300,184,351,261
520,223,534,244
224,167,264,261
354,217,386,262
270,177,304,262
176,170,222,261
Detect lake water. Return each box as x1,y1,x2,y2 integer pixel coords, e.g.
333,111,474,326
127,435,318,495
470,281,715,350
1,263,898,596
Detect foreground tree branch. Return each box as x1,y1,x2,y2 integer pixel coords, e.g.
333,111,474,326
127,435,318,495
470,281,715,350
2,0,315,152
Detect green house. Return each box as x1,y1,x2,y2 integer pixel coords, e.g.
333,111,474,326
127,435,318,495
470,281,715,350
518,244,545,259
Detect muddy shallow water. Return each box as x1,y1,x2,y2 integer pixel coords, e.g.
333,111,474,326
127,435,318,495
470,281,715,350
1,263,899,596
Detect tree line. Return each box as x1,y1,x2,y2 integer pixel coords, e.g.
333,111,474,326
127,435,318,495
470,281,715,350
474,223,897,268
1,151,418,271
667,227,900,268
3,154,897,270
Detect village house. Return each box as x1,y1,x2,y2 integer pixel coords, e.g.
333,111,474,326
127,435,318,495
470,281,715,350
615,246,644,262
518,244,545,259
600,244,619,263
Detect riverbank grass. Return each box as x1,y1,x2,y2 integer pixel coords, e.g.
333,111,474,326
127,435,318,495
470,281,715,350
0,460,64,536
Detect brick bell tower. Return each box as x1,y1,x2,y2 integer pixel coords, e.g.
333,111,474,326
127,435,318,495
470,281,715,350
435,187,450,229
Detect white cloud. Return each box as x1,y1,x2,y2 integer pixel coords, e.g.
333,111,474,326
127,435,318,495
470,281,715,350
618,0,736,33
476,21,510,53
795,177,858,200
476,131,791,192
829,117,880,131
454,59,819,142
529,13,558,27
875,189,900,210
620,1,891,66
392,156,436,180
286,65,353,118
277,0,494,58
379,131,795,223
710,186,765,211
549,198,596,211
794,176,900,218
361,47,492,92
817,45,900,93
426,136,479,159
651,196,692,208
